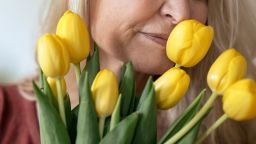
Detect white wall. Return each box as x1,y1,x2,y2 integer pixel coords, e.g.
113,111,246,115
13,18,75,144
0,0,49,83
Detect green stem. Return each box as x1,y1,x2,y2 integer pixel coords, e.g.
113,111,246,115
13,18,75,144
99,117,106,139
195,114,229,144
56,77,66,126
74,63,81,85
164,92,218,144
175,63,181,68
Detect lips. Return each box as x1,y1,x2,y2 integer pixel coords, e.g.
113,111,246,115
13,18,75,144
140,32,168,47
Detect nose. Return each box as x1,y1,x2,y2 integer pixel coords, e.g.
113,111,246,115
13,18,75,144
160,0,190,24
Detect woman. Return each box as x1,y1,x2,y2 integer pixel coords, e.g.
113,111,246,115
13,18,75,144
1,0,256,143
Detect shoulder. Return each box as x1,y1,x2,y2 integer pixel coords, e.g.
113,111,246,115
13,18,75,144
0,84,33,105
0,84,20,116
0,84,40,144
0,84,35,121
0,85,4,105
0,83,37,115
0,84,8,99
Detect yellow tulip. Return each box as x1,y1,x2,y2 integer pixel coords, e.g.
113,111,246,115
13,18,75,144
207,48,247,94
91,69,119,117
37,33,70,78
166,19,214,67
47,77,67,99
223,79,256,121
56,10,90,64
154,67,190,109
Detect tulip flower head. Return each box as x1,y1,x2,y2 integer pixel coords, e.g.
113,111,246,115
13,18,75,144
91,69,119,117
154,67,190,109
207,48,247,94
37,33,70,78
223,79,256,121
166,19,214,67
56,10,90,64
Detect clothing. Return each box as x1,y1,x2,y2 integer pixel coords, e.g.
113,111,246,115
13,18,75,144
0,85,40,144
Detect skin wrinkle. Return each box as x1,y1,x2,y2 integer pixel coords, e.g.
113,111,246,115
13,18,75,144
217,55,242,92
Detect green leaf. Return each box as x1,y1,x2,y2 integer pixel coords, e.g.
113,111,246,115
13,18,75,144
69,105,79,144
100,112,140,144
38,113,46,144
177,108,211,144
38,70,45,144
132,94,141,112
81,42,100,87
32,81,70,144
39,69,44,89
103,116,111,136
158,89,206,144
129,93,137,113
119,62,135,118
64,94,71,128
177,123,201,144
72,105,79,117
64,94,72,139
42,75,59,112
110,94,122,131
76,72,100,144
132,77,157,144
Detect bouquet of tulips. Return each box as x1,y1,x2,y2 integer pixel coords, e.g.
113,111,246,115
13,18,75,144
33,10,256,144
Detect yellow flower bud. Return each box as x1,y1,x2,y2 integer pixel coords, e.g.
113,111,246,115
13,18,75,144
154,67,190,109
56,10,90,64
166,19,214,67
207,48,247,94
223,79,256,121
91,69,119,117
37,33,70,78
47,77,67,99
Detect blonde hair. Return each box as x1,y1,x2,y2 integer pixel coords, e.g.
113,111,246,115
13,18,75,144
20,0,256,143
168,0,256,143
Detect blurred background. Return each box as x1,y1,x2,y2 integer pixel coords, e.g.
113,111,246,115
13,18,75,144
0,0,51,83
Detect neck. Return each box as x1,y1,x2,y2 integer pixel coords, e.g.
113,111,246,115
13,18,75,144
134,71,150,96
99,49,150,96
99,49,124,82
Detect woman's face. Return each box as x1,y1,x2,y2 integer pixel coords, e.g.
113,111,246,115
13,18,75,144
90,0,208,75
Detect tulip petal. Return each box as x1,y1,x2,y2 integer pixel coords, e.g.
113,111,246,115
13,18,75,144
207,48,247,94
154,68,190,109
56,10,90,63
223,79,256,121
167,19,214,67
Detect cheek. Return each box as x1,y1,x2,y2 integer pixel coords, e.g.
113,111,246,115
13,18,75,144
91,0,160,60
90,1,126,59
190,2,208,23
